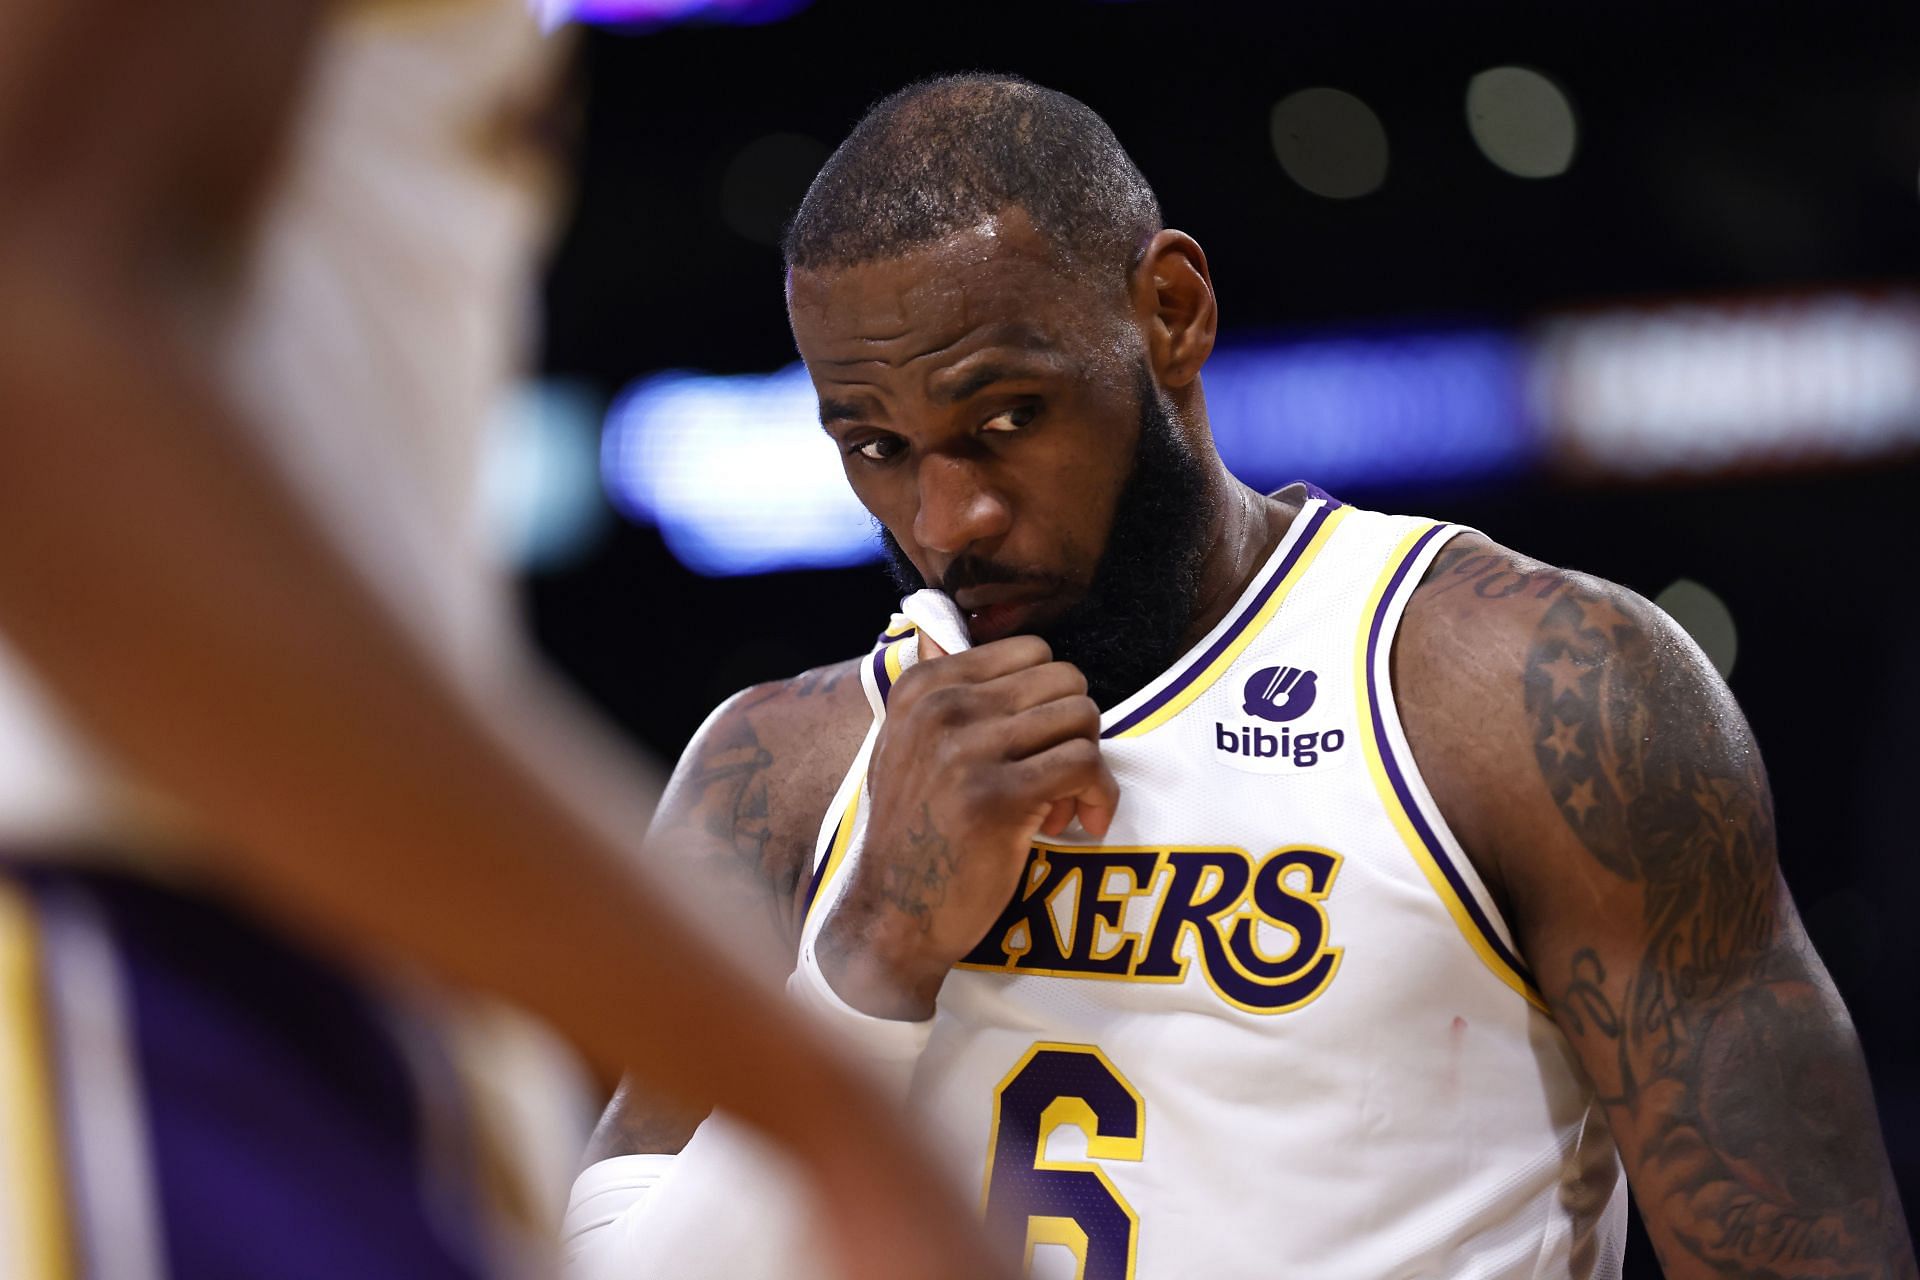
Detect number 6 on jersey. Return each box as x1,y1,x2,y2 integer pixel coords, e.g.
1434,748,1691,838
981,1043,1146,1279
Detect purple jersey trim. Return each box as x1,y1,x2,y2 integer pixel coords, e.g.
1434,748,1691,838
1102,501,1334,739
799,812,844,923
1294,480,1343,508
869,641,896,704
5,863,495,1280
1361,527,1540,993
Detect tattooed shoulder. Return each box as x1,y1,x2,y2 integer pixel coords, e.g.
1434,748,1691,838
1403,538,1912,1276
654,658,869,936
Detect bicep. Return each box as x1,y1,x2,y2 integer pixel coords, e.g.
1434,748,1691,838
641,689,810,968
1500,585,1913,1277
582,676,864,1163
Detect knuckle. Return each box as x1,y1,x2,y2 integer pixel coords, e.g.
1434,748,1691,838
1009,634,1052,665
1056,737,1099,771
956,771,1002,813
918,684,970,727
1051,662,1089,697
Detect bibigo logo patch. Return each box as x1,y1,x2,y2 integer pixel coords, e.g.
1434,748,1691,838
1212,663,1348,774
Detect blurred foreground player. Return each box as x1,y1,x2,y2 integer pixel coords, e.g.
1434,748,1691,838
0,6,1012,1279
570,77,1917,1279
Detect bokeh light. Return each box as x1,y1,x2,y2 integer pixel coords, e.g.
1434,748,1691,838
719,133,829,247
1653,578,1739,679
1270,88,1390,199
1466,66,1579,179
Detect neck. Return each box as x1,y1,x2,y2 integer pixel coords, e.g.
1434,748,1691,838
1177,460,1300,651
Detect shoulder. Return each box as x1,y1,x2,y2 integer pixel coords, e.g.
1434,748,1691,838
651,657,872,942
687,657,871,778
1391,531,1758,912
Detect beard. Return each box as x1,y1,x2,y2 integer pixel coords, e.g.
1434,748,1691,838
879,363,1217,709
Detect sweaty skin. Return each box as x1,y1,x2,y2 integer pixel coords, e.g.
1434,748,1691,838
590,213,1917,1279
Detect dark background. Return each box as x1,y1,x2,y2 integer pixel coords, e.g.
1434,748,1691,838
530,2,1919,1270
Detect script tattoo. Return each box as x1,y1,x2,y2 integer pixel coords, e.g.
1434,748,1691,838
1526,589,1914,1277
878,801,960,931
1425,542,1577,602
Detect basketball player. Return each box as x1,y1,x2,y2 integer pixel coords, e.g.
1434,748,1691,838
0,8,1009,1279
568,76,1917,1279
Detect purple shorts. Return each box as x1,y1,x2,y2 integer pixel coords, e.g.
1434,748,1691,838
1,861,501,1280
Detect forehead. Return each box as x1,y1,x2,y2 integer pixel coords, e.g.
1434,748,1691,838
786,212,1122,365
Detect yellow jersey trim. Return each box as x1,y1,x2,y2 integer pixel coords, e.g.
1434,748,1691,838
1353,524,1548,1013
883,638,910,687
0,883,76,1280
802,778,865,931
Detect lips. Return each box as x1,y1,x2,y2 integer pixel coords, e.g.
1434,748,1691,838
964,600,1041,644
950,584,1055,644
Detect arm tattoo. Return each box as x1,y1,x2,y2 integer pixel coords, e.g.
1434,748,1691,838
1526,589,1914,1278
878,802,959,929
786,664,850,699
815,801,960,979
670,711,799,903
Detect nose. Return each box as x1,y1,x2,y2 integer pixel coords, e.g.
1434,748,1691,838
912,452,1011,556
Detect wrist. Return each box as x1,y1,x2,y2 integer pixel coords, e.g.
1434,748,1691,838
815,895,950,1021
788,946,933,1103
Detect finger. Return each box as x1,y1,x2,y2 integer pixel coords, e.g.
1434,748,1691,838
1009,738,1120,829
891,634,1051,706
1039,797,1075,838
991,694,1102,760
917,630,946,663
973,660,1088,716
1073,781,1119,838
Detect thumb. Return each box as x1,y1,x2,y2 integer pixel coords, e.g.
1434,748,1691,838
918,630,948,663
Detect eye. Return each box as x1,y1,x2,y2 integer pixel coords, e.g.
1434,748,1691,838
848,434,906,463
982,401,1040,434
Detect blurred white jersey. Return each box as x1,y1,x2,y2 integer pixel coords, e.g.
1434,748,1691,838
0,0,556,851
803,498,1628,1279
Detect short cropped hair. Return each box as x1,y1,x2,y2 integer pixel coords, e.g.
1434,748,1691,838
783,74,1162,282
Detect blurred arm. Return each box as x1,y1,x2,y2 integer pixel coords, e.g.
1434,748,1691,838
0,0,860,1153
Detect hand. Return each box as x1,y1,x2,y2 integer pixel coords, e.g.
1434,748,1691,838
818,633,1119,1021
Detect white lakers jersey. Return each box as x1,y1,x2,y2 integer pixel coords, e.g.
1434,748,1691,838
800,497,1628,1280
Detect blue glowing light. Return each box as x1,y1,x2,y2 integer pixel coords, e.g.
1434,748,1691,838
602,364,877,576
1205,329,1536,489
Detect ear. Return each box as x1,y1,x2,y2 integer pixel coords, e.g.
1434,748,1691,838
1130,230,1217,390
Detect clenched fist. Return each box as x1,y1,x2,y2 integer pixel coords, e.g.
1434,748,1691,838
817,633,1120,1021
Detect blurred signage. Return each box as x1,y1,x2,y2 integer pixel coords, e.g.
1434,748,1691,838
1537,293,1920,477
